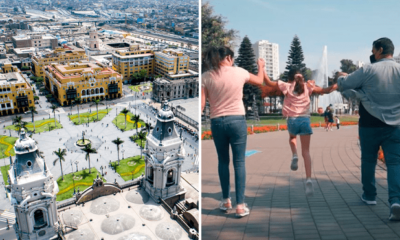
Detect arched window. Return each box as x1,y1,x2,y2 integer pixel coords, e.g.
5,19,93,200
100,88,104,93
87,89,90,95
33,209,47,229
91,89,94,94
148,166,154,183
95,88,99,94
82,90,86,96
166,169,175,186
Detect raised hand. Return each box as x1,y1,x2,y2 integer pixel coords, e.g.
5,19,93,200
257,58,265,68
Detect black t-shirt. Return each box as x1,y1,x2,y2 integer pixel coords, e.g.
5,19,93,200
359,102,389,128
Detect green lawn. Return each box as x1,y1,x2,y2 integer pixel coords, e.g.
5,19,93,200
0,165,9,185
56,168,105,201
129,84,152,93
0,135,17,158
5,119,63,133
112,111,146,131
111,156,145,181
69,108,112,125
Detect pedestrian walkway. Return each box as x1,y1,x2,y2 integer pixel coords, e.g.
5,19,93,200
201,126,400,240
0,211,14,224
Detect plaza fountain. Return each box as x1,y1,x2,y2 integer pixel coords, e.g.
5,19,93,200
311,46,343,113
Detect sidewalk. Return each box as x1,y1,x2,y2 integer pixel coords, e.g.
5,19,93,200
201,126,400,240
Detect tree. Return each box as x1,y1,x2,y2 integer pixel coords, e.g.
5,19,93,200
340,59,357,74
120,108,129,129
28,106,38,132
201,2,236,50
137,131,147,157
235,36,262,115
144,122,153,133
82,144,97,173
132,72,140,84
15,121,28,135
50,104,58,128
90,99,104,121
112,138,124,165
74,97,81,123
284,35,307,81
53,148,66,180
139,69,148,81
130,114,140,133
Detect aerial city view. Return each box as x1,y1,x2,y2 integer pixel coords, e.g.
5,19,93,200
0,0,199,239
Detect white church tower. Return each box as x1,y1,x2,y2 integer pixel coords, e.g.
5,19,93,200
7,130,59,240
88,26,100,50
143,100,186,202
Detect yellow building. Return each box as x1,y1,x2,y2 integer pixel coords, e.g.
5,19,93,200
32,47,87,78
154,49,190,78
0,71,35,115
112,45,154,81
44,62,123,106
1,62,19,73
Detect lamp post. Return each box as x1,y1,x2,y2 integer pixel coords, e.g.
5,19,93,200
122,149,125,160
72,173,76,195
75,160,79,172
100,166,104,176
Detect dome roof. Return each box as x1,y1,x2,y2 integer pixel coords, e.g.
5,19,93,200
157,100,174,121
14,130,37,154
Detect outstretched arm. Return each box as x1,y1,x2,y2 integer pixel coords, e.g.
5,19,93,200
263,70,278,88
201,86,207,112
312,81,338,95
248,58,265,85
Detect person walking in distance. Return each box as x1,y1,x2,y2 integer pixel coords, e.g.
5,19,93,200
335,116,340,130
263,68,337,196
336,37,400,221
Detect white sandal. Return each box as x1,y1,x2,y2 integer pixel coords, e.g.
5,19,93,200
219,198,232,211
235,203,250,218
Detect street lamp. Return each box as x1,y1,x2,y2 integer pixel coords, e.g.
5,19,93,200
72,173,76,195
75,160,79,172
100,166,104,176
122,149,125,160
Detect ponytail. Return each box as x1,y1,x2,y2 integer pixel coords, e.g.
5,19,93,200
288,68,304,95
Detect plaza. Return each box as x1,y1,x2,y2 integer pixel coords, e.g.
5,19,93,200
202,125,400,240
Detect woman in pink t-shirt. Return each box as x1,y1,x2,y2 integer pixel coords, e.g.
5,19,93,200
201,46,275,218
264,68,337,196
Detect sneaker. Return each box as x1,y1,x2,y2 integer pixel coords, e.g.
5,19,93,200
219,199,232,211
291,155,298,171
305,179,314,197
361,194,377,205
389,203,400,221
330,129,333,131
235,203,250,218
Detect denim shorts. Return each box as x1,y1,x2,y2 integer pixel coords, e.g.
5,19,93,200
287,117,313,136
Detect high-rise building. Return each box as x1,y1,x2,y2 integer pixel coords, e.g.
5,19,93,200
32,48,88,78
44,62,123,106
154,49,190,78
252,40,280,80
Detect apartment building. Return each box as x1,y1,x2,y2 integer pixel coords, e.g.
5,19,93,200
252,40,280,80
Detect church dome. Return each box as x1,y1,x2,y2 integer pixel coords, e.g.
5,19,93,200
157,101,174,121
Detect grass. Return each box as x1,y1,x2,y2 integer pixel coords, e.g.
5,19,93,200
111,156,145,182
56,168,106,201
5,119,63,133
129,132,147,148
0,165,9,185
129,84,152,93
69,108,112,125
112,111,146,131
0,135,17,158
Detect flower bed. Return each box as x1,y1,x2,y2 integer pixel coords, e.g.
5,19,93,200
202,121,358,140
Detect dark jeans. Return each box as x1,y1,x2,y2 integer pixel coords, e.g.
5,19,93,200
359,126,400,205
211,115,247,204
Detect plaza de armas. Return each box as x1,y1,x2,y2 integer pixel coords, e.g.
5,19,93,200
0,57,199,239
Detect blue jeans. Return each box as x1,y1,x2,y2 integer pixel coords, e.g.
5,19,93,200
287,117,313,136
359,126,400,205
211,115,247,204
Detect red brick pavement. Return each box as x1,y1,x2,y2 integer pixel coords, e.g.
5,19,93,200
201,126,400,240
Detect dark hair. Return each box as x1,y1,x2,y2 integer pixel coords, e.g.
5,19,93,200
202,46,234,73
373,37,394,56
288,68,304,95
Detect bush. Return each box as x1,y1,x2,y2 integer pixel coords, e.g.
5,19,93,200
45,94,52,99
34,96,39,101
21,66,30,70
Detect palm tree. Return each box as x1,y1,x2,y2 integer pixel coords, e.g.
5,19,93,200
74,97,81,123
112,137,124,165
28,106,38,132
50,104,58,128
137,131,146,157
144,122,153,133
120,108,129,129
130,114,140,133
82,144,97,173
90,99,105,121
12,115,22,126
15,121,29,135
53,148,67,180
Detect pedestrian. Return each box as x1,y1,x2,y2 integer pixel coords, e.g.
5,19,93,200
336,37,400,221
335,116,340,130
263,68,337,197
201,46,270,218
323,106,330,130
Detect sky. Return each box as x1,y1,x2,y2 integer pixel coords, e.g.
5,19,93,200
206,0,400,75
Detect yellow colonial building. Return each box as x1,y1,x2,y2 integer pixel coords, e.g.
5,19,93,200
32,47,87,78
44,62,122,106
112,45,154,81
154,49,190,78
0,71,35,115
1,62,20,73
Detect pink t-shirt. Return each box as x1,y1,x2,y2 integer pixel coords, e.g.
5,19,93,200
202,66,250,119
278,80,315,117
